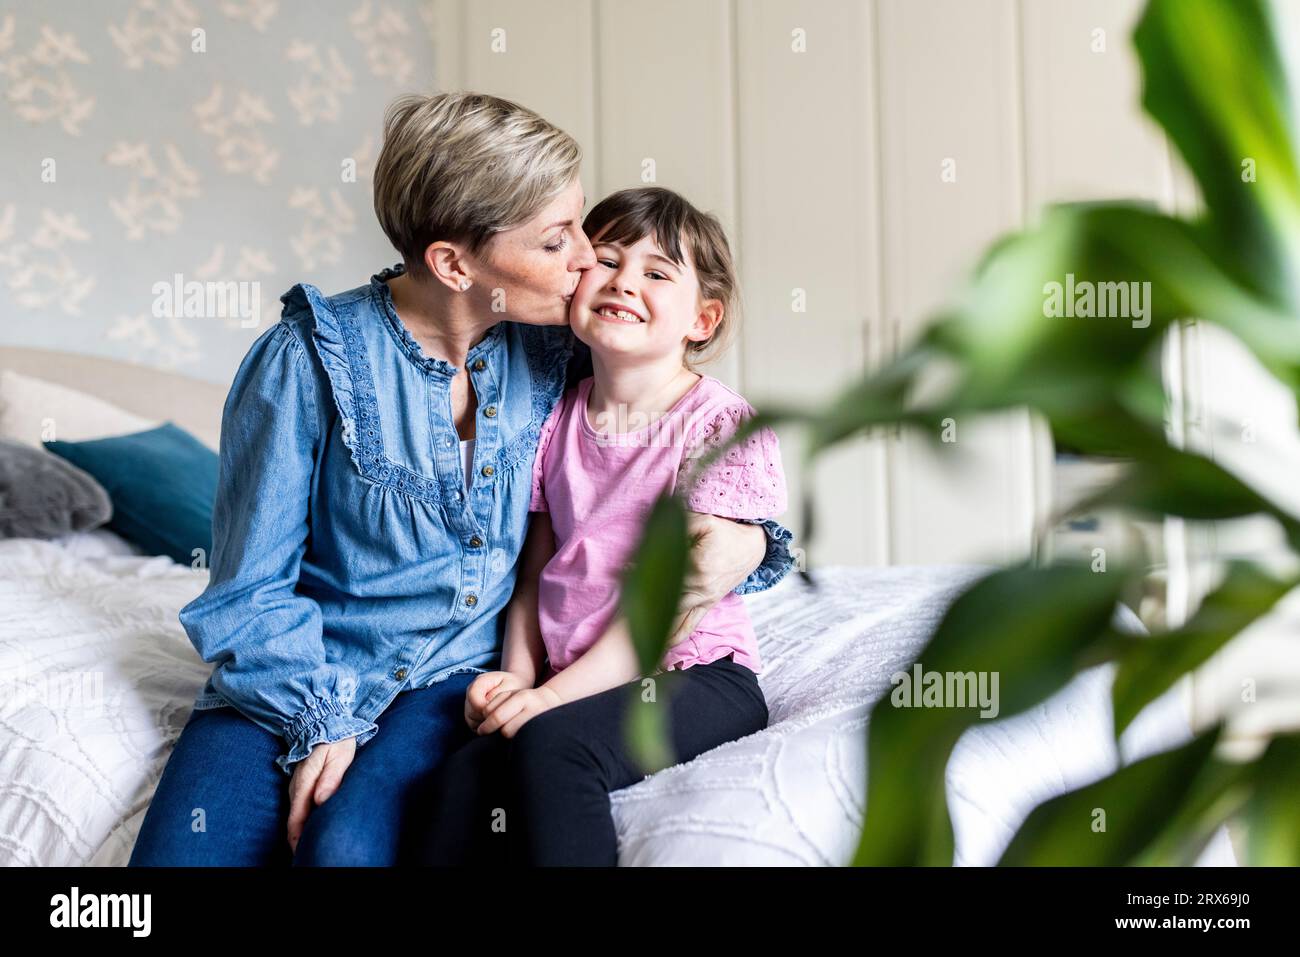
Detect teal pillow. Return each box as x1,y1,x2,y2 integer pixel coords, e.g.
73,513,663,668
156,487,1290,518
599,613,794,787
44,423,218,565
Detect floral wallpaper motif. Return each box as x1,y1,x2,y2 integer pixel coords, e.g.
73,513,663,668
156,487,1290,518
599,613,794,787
0,0,437,384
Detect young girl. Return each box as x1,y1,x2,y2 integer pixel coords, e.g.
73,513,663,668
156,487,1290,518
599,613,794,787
419,186,790,867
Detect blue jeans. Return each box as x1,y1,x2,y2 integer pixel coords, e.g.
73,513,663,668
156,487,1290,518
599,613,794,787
128,672,477,866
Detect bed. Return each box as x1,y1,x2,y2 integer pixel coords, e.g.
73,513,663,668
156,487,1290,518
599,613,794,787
0,348,1237,867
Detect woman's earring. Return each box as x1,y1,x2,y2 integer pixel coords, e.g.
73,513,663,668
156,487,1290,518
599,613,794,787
459,279,472,291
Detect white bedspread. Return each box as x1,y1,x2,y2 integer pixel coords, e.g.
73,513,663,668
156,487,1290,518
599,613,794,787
0,538,1234,866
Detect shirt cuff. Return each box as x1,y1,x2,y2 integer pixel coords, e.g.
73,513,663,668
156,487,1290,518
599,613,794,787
730,517,796,596
276,698,380,776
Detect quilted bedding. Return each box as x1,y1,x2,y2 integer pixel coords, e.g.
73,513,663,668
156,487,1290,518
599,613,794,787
0,535,1234,866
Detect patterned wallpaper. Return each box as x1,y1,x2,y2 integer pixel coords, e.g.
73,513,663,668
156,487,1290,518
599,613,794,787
0,0,437,384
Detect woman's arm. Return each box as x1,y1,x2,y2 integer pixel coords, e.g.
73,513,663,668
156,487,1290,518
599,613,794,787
178,320,376,777
667,513,790,648
732,517,798,594
672,401,796,635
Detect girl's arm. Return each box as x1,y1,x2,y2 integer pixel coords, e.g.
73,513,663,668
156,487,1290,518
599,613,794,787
530,514,769,706
539,599,702,705
499,511,556,688
536,614,642,705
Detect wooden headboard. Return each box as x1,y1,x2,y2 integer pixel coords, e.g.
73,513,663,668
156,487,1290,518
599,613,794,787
0,347,228,450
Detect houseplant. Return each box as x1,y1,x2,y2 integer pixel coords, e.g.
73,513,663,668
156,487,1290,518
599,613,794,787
622,0,1300,865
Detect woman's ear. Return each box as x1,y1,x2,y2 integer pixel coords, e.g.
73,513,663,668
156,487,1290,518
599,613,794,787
424,241,474,293
686,299,725,343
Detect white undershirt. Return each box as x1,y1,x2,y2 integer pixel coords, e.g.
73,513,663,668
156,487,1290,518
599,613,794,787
459,437,475,489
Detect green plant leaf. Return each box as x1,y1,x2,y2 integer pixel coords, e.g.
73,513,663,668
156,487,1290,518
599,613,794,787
624,681,676,776
618,493,692,772
804,347,920,458
620,493,690,675
999,725,1225,866
1129,755,1253,866
1081,442,1300,532
1242,732,1300,865
935,204,1300,412
1135,0,1300,310
1112,564,1298,737
628,0,1300,867
854,563,1132,865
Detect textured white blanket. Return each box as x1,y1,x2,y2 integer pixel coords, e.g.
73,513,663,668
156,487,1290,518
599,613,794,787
0,537,1233,866
614,565,1235,865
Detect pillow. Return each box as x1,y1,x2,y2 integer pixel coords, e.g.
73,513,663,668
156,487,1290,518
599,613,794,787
0,369,158,447
0,438,112,539
43,423,218,565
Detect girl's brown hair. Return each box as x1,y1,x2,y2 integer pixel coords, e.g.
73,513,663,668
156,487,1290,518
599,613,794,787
581,187,740,370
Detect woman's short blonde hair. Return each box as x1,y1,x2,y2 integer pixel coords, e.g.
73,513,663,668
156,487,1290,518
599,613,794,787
373,91,582,276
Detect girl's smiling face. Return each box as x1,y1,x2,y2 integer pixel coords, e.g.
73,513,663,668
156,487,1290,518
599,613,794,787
570,228,724,361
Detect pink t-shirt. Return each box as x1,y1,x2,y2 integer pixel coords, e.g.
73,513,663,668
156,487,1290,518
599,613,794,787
528,374,788,676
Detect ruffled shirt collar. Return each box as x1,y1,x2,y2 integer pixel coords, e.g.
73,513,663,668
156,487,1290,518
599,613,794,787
370,262,505,378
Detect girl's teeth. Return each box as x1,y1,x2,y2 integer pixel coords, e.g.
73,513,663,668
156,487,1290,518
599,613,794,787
599,307,641,323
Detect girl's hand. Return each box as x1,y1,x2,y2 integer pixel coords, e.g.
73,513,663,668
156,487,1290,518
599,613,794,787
465,671,530,730
477,686,563,738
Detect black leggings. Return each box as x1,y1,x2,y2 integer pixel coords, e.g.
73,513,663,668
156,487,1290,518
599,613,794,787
417,654,768,866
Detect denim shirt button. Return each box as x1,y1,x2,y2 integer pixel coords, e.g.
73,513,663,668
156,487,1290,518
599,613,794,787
468,535,483,548
472,358,486,372
481,464,495,477
464,594,478,606
394,667,408,680
483,405,497,418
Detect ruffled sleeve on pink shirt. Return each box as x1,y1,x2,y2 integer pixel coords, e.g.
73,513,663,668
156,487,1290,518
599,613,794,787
676,400,787,520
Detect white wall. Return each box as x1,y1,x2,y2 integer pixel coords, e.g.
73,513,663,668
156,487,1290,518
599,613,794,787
429,0,1184,569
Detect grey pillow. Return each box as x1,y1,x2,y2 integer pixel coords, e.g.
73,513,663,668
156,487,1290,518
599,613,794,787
0,438,112,539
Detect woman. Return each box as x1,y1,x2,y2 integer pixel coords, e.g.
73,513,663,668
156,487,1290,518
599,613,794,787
127,91,794,867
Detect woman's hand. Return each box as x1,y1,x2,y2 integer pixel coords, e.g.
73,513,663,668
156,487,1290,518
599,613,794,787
465,671,531,731
287,736,357,853
672,514,765,644
476,686,563,738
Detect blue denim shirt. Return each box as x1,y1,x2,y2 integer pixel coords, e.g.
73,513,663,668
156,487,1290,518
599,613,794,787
179,263,796,775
